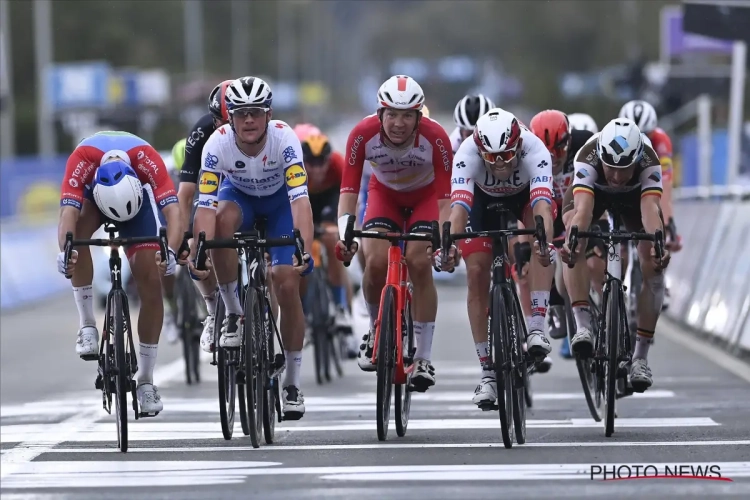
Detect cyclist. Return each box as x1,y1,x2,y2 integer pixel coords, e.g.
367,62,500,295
568,113,599,134
529,110,594,361
57,132,183,415
560,118,671,392
450,94,495,153
177,79,233,353
294,123,357,357
191,76,314,419
335,75,452,392
437,107,556,408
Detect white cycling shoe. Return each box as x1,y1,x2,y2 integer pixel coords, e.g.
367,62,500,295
629,358,653,393
199,314,216,353
571,326,595,358
526,330,552,358
282,385,305,420
409,359,436,392
473,376,498,407
137,383,163,416
357,330,377,372
219,314,242,349
76,326,100,360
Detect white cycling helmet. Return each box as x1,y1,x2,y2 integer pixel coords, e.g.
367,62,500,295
567,113,599,133
618,100,657,134
225,76,273,111
92,160,143,222
453,94,495,130
100,149,131,165
377,75,425,111
597,118,644,169
473,107,523,162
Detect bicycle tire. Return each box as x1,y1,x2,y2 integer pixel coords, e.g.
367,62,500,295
507,287,527,445
395,284,414,437
330,327,344,378
263,298,277,444
605,285,623,437
112,292,129,453
177,270,199,385
309,269,331,385
627,246,641,348
215,301,237,440
376,286,397,441
565,298,601,422
244,286,264,448
491,285,513,448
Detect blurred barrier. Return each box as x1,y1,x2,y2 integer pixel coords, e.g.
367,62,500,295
665,188,750,358
1,220,70,310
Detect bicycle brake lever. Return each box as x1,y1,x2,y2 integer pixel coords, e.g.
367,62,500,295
64,231,74,279
195,231,208,271
567,226,579,269
342,215,355,268
440,220,454,274
293,228,304,265
158,227,168,263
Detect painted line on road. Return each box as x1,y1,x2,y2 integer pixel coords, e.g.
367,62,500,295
659,317,750,384
30,439,750,454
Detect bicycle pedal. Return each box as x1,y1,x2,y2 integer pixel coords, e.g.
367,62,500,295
477,402,498,412
79,353,99,362
281,411,304,421
138,411,160,418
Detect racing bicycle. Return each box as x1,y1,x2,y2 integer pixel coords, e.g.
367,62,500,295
63,224,168,453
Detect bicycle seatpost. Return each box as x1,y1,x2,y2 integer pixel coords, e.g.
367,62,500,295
341,214,356,268
440,221,454,274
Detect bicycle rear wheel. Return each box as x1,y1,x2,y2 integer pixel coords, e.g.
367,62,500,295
309,270,332,385
177,270,200,385
215,301,237,440
376,286,397,441
263,303,278,444
112,293,129,453
395,284,414,437
491,286,513,448
244,287,265,448
507,288,527,445
605,285,623,437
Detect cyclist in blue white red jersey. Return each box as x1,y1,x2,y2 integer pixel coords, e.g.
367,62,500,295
57,131,183,415
192,76,314,419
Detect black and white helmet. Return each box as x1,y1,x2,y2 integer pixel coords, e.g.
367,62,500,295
618,100,657,134
453,94,495,131
225,76,273,112
597,118,644,169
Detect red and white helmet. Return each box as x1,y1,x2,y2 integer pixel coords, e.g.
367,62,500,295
473,108,523,163
377,75,425,111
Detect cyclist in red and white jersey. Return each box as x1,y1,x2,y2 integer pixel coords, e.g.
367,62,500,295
335,75,452,392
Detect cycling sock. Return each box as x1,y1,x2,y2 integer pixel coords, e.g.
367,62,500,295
202,287,219,316
413,321,435,361
572,300,592,331
137,342,158,385
475,341,493,377
332,286,347,310
283,350,303,388
366,302,379,330
528,291,550,333
73,285,96,328
633,328,654,360
219,281,243,315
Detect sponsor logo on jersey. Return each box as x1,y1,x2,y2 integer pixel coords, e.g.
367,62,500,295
204,153,219,169
235,160,246,169
532,176,551,183
456,161,466,169
199,172,219,194
575,169,590,179
282,146,298,163
537,160,549,169
648,171,661,183
349,135,364,166
285,164,307,188
187,127,205,148
435,138,450,171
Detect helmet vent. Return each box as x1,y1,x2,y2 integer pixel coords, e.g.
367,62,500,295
111,208,120,219
384,92,393,102
100,176,110,183
114,172,122,181
254,82,265,99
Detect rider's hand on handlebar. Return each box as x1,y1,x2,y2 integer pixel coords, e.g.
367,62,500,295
665,235,682,253
533,241,555,267
334,239,359,263
57,249,78,277
293,252,314,276
156,249,177,277
188,257,213,281
651,246,671,272
560,241,576,266
434,244,460,272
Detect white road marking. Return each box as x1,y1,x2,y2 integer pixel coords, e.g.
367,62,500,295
30,440,750,454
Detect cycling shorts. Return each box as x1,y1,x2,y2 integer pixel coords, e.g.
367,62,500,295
460,187,531,258
309,187,339,225
218,178,296,267
362,176,437,234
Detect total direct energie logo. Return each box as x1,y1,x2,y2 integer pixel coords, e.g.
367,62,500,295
199,172,219,194
285,164,307,188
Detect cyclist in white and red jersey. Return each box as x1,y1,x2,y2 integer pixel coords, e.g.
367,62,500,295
437,108,557,408
334,75,452,392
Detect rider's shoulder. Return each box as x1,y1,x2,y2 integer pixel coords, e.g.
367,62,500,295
351,114,381,139
574,133,600,166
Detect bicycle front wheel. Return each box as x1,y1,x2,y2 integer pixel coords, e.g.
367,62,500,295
605,285,623,437
244,287,265,448
507,288,527,445
395,284,414,437
376,286,397,442
263,302,278,444
112,292,129,453
215,301,237,440
491,286,513,449
565,298,601,422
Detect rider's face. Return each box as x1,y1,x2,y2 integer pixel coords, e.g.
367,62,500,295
231,107,270,143
381,109,418,144
486,156,518,180
602,164,636,187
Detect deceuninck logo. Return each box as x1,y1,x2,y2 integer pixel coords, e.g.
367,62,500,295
590,464,731,482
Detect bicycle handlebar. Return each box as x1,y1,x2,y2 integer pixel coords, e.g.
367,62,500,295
63,227,168,279
441,215,548,262
194,229,304,271
566,225,664,269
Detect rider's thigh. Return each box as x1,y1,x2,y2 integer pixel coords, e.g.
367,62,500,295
465,252,492,296
129,247,163,304
363,237,390,277
215,200,243,238
636,239,657,277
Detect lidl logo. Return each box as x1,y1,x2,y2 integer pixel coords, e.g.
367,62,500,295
285,164,307,188
199,172,219,194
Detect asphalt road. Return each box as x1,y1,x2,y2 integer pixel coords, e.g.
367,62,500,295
2,282,750,499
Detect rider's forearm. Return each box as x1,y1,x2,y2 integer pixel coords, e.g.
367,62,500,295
177,182,196,233
162,203,183,253
569,195,594,234
438,199,450,226
448,205,469,235
661,181,674,223
641,197,664,235
532,200,553,244
192,207,217,243
57,206,80,250
337,193,358,220
291,197,314,255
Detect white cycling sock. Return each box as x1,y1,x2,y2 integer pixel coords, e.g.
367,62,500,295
219,281,243,315
528,291,550,333
73,285,96,328
283,350,303,388
633,329,654,360
366,302,379,331
413,321,435,361
572,301,592,331
137,342,158,385
475,341,493,377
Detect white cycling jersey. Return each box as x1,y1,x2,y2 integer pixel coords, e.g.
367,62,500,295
198,121,308,209
449,127,465,154
450,127,555,213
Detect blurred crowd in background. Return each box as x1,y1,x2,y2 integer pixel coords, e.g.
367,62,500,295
0,0,748,222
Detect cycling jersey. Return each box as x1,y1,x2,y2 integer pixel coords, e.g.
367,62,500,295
450,126,555,214
308,151,344,195
198,121,308,210
553,128,594,202
181,113,217,184
646,127,673,182
449,127,466,154
61,131,177,211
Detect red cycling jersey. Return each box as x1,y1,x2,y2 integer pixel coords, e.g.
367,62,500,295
308,151,344,195
647,127,673,183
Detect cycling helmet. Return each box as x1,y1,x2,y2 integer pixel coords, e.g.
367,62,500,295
171,138,186,171
293,123,322,142
225,76,273,111
208,79,233,122
301,133,332,166
100,149,130,166
618,100,657,134
568,113,598,133
529,110,570,159
92,161,143,222
597,118,644,169
473,108,523,163
377,75,425,111
453,94,495,131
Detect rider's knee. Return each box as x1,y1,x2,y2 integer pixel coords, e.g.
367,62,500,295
271,266,300,306
405,249,432,281
466,257,490,294
364,251,388,278
215,205,239,238
130,252,163,301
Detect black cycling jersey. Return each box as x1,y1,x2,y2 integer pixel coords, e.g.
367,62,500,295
180,113,217,184
564,129,594,173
